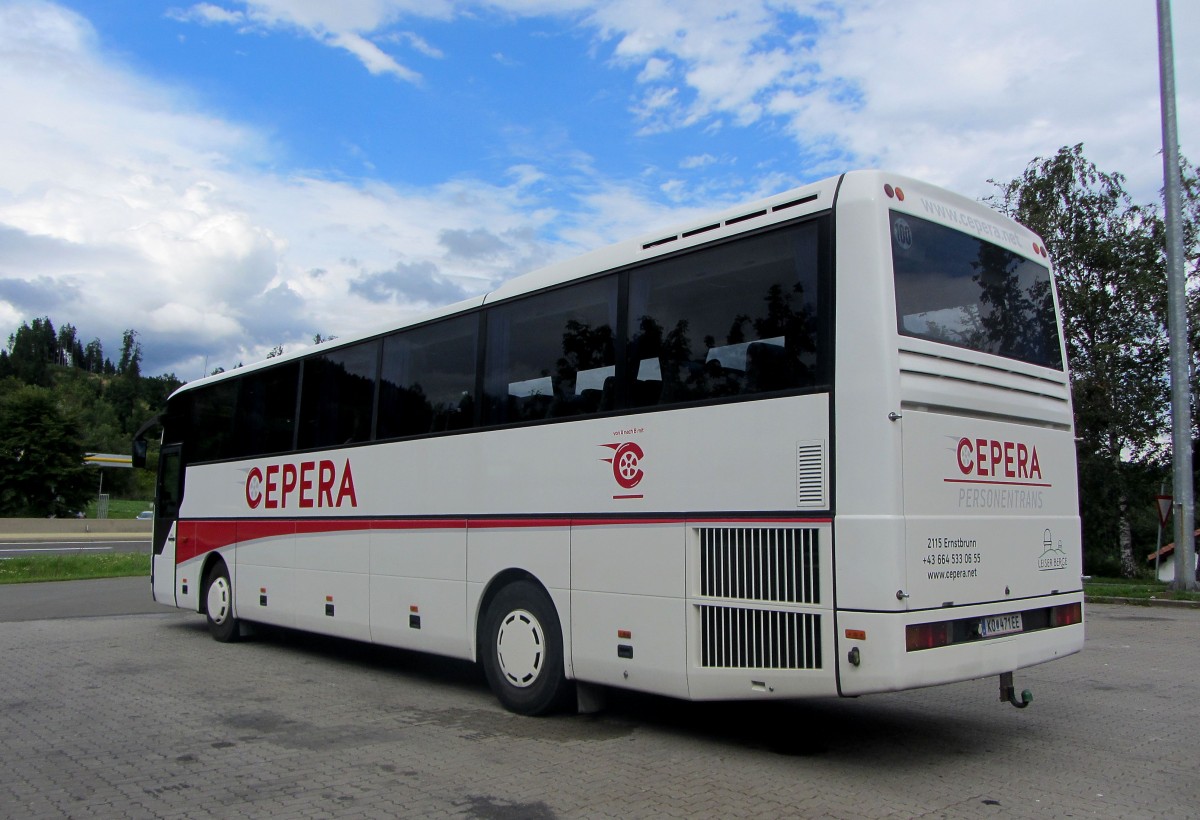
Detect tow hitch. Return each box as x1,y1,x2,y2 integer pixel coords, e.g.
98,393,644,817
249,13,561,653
999,671,1032,709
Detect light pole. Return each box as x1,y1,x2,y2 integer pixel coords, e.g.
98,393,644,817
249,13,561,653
1157,0,1196,590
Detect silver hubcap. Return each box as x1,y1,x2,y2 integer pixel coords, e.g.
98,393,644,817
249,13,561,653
496,609,544,688
207,575,231,625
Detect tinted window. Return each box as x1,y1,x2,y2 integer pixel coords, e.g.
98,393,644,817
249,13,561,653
626,221,824,408
298,341,379,449
483,278,617,425
236,363,299,457
891,211,1063,369
378,316,478,438
188,379,238,462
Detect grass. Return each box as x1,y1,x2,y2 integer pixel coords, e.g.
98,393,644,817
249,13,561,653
0,553,150,584
84,498,153,519
1084,576,1200,603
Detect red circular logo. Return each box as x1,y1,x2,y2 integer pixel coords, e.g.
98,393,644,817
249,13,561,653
245,467,263,509
611,442,644,489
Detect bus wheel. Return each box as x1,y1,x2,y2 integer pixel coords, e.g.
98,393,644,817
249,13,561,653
203,561,240,643
481,581,572,715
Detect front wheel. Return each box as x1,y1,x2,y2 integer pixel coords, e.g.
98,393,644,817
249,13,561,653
480,581,573,715
203,561,240,643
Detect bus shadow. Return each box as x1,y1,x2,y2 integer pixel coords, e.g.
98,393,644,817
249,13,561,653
169,617,1013,767
594,688,994,766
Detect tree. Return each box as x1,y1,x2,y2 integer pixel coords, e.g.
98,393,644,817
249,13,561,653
116,329,142,378
0,384,93,517
80,338,104,374
7,317,58,386
990,144,1198,576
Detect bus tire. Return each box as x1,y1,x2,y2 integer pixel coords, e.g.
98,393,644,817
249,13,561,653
203,561,240,643
480,581,572,716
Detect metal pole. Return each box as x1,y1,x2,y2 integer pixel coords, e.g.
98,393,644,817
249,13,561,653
1155,480,1166,581
1158,0,1197,590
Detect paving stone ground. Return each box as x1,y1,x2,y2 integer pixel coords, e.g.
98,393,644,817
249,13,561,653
0,603,1196,818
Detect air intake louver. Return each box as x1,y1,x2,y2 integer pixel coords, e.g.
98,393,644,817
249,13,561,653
699,605,822,669
699,527,820,605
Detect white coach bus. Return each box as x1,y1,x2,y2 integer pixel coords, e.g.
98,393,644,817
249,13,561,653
135,171,1083,715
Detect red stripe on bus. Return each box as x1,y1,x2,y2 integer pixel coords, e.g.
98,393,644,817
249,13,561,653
173,514,833,564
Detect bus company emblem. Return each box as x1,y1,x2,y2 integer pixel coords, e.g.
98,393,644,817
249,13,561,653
1037,528,1068,572
245,458,359,510
600,441,645,497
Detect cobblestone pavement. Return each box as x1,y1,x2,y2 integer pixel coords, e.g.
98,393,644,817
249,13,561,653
0,604,1196,819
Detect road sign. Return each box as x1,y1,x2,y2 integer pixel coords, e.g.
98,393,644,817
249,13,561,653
1156,495,1173,528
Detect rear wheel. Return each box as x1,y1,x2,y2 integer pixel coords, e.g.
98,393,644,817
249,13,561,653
480,581,572,715
203,561,240,643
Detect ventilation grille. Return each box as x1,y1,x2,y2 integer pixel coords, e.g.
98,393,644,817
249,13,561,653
699,527,820,605
699,605,822,669
641,193,819,250
797,440,826,507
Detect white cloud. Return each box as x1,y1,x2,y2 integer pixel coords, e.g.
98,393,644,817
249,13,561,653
166,3,246,26
0,1,623,376
576,0,1198,201
327,30,421,82
679,153,716,170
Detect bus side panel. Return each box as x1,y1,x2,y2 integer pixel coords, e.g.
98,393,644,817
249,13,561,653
570,523,687,697
466,523,572,675
151,521,177,607
175,520,237,613
370,524,469,658
292,529,371,641
233,522,296,629
831,516,906,613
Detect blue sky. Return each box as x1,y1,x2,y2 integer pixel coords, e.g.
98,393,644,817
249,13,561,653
1,0,1196,378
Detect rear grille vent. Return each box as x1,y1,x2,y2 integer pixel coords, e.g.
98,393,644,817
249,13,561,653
699,605,821,669
699,527,820,605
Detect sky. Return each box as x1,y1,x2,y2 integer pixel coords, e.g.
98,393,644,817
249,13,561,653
1,0,1196,379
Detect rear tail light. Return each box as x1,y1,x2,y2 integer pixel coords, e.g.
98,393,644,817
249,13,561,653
905,621,951,652
1049,602,1082,627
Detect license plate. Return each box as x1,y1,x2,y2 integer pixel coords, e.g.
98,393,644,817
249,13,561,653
980,613,1023,637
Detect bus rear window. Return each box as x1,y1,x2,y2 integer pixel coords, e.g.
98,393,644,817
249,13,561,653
890,211,1063,370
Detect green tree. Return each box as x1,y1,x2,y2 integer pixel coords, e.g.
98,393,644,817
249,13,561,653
990,144,1198,576
7,316,58,386
0,384,93,517
81,338,104,373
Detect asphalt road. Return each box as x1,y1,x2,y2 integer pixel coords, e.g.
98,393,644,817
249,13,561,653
0,537,150,556
0,576,164,621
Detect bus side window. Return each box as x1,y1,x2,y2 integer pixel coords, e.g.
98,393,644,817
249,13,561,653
482,278,617,427
626,221,823,408
298,340,380,449
378,316,478,439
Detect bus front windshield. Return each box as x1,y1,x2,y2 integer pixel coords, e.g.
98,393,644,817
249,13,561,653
890,211,1063,370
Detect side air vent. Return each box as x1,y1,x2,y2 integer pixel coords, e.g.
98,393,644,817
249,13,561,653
725,209,767,226
698,526,820,605
699,605,822,669
772,193,818,212
797,440,827,508
642,235,677,250
641,192,820,251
